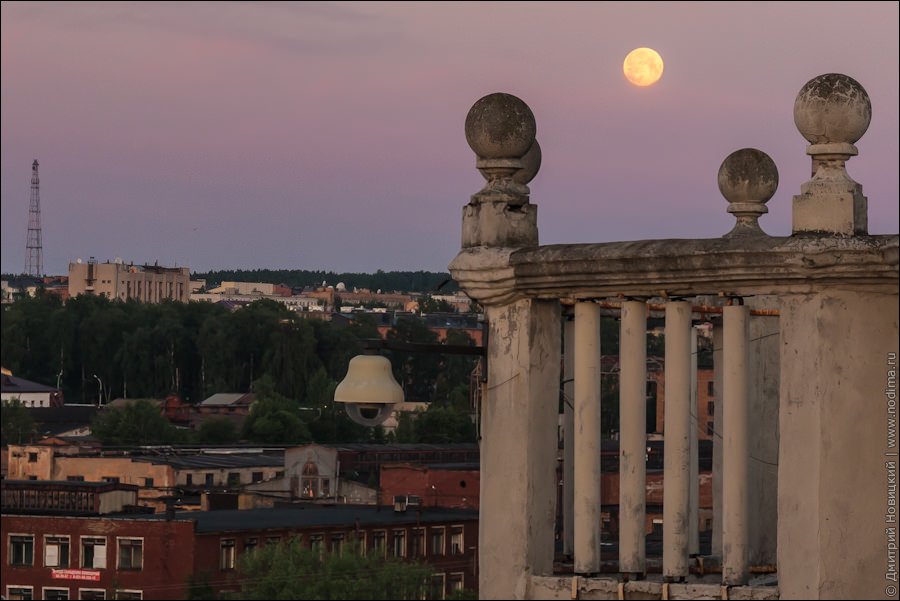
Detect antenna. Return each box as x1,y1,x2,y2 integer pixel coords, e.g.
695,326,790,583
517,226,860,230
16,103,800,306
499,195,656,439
25,160,44,277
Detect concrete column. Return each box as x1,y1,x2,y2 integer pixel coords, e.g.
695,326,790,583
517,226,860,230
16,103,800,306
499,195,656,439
723,304,750,585
663,300,691,579
619,300,647,574
574,301,602,574
690,326,700,556
480,299,561,599
778,290,898,599
563,315,575,557
712,322,724,557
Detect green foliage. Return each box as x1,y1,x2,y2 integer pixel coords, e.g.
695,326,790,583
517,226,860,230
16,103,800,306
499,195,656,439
91,400,185,446
1,399,36,445
393,405,475,444
417,295,456,314
241,378,312,444
195,417,240,444
236,538,431,600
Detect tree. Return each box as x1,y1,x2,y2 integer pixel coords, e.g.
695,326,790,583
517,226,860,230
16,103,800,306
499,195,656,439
1,399,36,445
236,538,431,600
195,417,240,444
90,400,183,446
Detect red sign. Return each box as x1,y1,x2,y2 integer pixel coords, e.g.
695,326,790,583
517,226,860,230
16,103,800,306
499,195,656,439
51,569,101,581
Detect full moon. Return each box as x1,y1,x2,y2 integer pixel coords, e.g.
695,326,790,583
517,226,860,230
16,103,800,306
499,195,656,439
623,47,664,87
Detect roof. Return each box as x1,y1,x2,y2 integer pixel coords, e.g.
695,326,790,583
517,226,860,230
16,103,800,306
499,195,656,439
1,374,59,394
200,393,255,407
141,505,478,533
132,453,282,470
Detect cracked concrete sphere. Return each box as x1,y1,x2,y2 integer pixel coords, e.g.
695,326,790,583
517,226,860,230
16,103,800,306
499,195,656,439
465,93,536,159
718,148,778,204
794,73,871,145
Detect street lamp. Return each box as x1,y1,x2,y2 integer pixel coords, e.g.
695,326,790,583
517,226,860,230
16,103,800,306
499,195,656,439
334,355,404,427
93,374,103,406
334,338,486,427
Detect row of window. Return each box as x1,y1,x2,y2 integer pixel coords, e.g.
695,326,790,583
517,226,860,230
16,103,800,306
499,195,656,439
218,526,467,570
9,535,143,570
56,471,277,488
6,585,142,600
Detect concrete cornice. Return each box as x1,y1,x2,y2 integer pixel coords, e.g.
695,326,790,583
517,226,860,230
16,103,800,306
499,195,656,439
450,234,899,304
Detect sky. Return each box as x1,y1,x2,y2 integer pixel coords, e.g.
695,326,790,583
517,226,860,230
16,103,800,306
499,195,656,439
2,1,898,276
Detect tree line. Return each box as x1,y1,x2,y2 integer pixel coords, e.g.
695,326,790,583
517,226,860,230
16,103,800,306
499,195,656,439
1,293,478,445
192,269,459,294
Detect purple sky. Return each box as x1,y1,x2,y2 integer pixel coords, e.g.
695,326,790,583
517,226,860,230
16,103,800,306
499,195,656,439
2,2,898,276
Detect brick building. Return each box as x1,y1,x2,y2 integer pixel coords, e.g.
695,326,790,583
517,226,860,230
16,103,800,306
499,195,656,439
2,480,478,600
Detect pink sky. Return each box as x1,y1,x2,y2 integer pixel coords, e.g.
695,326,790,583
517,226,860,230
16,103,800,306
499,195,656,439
2,2,897,275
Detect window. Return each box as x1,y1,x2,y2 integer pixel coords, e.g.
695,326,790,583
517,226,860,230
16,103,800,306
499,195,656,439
28,452,38,463
448,573,465,594
450,526,464,555
117,538,143,570
251,471,263,483
392,529,406,558
410,528,425,558
309,534,324,557
227,472,241,487
205,473,214,487
45,536,71,568
429,574,446,600
244,538,258,553
9,535,34,566
220,539,236,570
265,536,281,546
707,381,715,397
114,591,142,600
371,531,386,557
329,533,344,556
81,537,107,569
142,477,154,487
301,461,319,497
185,473,193,486
322,478,331,496
707,400,715,416
102,477,119,484
79,589,106,600
430,527,445,556
6,586,33,600
67,476,85,482
707,421,715,436
42,589,69,601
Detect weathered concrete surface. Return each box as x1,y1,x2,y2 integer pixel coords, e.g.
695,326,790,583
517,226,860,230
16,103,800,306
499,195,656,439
778,290,899,599
575,301,603,574
529,575,779,600
479,298,561,599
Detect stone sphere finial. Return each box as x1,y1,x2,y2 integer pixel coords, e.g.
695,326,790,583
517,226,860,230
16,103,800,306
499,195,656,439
718,148,777,237
793,73,871,145
465,93,536,159
465,93,537,206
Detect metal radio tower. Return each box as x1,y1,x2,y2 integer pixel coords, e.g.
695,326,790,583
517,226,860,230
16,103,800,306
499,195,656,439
25,159,43,277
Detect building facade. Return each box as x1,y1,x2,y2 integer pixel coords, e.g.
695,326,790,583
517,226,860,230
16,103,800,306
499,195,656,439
68,260,190,303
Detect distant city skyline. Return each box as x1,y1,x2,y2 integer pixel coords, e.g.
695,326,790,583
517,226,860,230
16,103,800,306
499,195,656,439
2,2,897,275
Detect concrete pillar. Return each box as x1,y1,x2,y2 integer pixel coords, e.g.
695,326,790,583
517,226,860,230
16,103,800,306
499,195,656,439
778,290,899,599
480,299,561,599
723,304,750,585
712,322,724,557
563,315,575,557
690,326,700,556
619,300,647,574
574,301,602,574
664,300,692,579
747,309,779,566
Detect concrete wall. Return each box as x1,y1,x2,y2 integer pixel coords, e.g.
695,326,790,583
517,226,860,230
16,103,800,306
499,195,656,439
778,290,899,599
